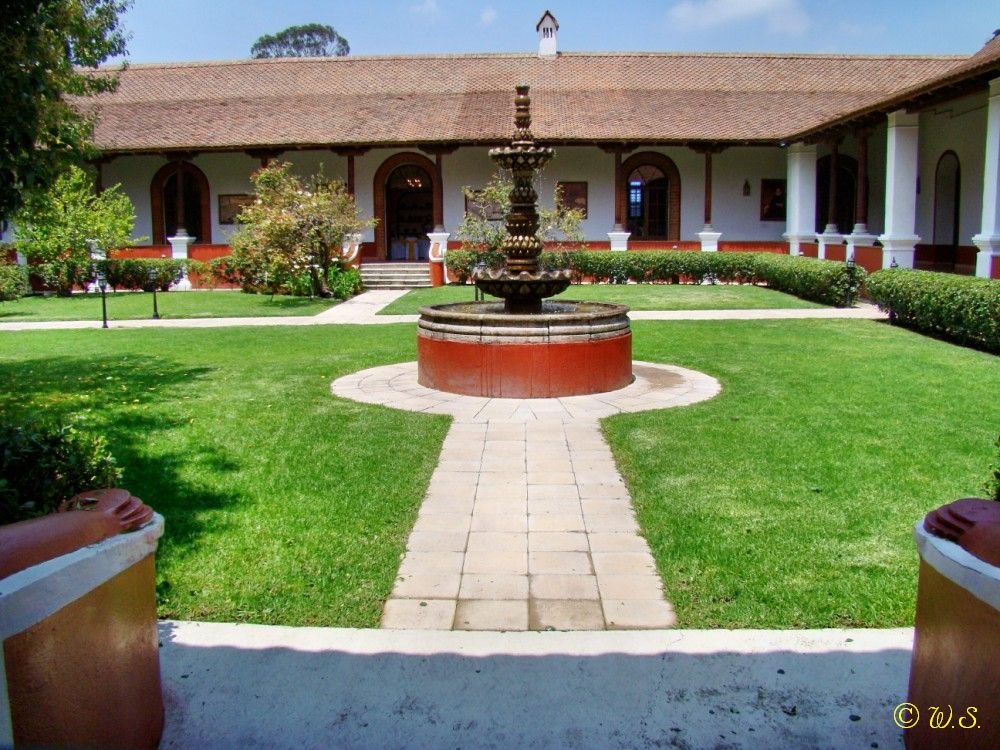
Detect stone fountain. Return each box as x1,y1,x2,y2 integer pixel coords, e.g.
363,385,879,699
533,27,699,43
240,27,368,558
417,84,633,398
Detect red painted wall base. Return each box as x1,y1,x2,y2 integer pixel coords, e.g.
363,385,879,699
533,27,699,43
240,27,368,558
418,332,633,398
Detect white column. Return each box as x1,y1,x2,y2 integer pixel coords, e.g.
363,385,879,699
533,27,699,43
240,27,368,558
783,143,817,256
608,230,630,252
973,78,1000,279
878,110,921,269
168,229,194,291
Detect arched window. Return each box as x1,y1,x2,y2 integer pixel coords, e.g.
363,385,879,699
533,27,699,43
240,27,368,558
150,161,211,245
619,152,681,240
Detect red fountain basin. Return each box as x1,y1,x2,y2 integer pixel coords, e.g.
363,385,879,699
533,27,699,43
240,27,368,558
417,300,632,398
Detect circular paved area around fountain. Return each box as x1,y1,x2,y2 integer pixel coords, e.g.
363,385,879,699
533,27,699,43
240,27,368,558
332,361,721,631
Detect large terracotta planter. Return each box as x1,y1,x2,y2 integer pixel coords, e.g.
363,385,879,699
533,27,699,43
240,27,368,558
906,499,1000,749
0,496,164,749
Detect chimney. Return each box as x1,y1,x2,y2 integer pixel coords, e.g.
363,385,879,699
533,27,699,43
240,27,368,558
536,10,558,58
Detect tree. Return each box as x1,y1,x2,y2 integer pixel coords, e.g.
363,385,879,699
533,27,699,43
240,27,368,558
14,165,138,295
230,162,373,298
251,23,349,58
458,172,585,255
0,0,130,225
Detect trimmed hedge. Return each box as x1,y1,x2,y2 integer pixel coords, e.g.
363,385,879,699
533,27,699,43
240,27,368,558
445,250,866,306
98,257,191,292
0,262,29,301
866,268,1000,352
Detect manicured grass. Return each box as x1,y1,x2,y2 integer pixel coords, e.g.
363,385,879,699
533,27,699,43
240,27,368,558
0,290,337,321
377,283,824,314
1,319,996,628
0,325,448,627
607,319,999,628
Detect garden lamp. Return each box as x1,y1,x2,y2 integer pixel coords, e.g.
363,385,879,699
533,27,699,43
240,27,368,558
148,267,160,319
95,269,109,329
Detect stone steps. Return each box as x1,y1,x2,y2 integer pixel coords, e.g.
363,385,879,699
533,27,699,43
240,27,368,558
360,262,432,289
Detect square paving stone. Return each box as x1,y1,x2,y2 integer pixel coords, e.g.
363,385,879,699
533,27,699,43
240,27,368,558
584,514,640,534
470,513,528,532
455,600,528,631
529,574,599,600
459,574,529,600
381,599,456,629
396,551,465,576
602,599,677,629
529,551,593,575
580,499,633,517
528,532,590,552
528,499,582,515
466,532,528,553
528,484,580,501
529,600,605,630
526,471,576,485
591,551,657,576
406,531,468,552
587,533,651,553
528,513,585,532
392,574,461,599
474,498,528,515
463,549,528,575
596,574,664,600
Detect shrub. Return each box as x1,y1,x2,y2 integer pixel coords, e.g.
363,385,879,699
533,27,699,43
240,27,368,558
99,257,188,291
0,421,123,525
327,265,362,299
0,262,29,301
443,250,866,306
865,269,1000,352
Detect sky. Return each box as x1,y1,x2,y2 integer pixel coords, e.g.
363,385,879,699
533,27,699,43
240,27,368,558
114,0,998,64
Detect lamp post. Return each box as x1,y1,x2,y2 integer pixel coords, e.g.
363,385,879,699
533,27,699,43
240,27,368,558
148,267,160,319
95,269,109,329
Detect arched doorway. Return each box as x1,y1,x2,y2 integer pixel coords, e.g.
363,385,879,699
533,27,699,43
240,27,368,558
373,153,441,260
618,152,681,240
815,154,858,233
150,161,211,245
933,151,961,270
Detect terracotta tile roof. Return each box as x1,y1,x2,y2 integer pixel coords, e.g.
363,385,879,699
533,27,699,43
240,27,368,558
789,33,1000,139
81,52,965,153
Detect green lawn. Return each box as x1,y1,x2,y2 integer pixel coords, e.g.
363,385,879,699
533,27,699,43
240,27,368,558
0,290,337,321
1,319,996,628
377,283,824,314
609,319,999,627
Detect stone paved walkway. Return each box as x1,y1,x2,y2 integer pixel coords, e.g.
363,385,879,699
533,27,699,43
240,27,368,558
332,361,721,630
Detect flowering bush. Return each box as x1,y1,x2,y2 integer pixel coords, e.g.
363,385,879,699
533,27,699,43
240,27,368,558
229,162,375,297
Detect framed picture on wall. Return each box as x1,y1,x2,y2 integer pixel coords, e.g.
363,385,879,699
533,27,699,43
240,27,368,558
218,194,255,225
464,190,505,221
557,181,588,218
760,179,787,221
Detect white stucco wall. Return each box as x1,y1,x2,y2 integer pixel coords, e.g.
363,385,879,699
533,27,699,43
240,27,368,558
916,90,988,245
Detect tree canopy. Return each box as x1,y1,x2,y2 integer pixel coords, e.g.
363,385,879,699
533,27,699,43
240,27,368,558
251,23,349,58
0,0,130,225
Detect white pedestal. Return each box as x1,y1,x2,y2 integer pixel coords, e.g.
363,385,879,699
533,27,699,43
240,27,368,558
168,231,194,291
878,234,920,269
697,228,722,252
972,234,1000,279
844,227,877,263
608,231,630,252
816,227,843,260
783,233,812,256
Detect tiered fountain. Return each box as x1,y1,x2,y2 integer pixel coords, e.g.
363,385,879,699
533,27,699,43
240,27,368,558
417,85,633,398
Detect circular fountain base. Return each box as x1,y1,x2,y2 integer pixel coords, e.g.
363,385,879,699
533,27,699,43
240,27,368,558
417,300,632,398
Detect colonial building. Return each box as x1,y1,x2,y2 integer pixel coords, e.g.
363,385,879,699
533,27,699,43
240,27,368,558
15,14,1000,279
